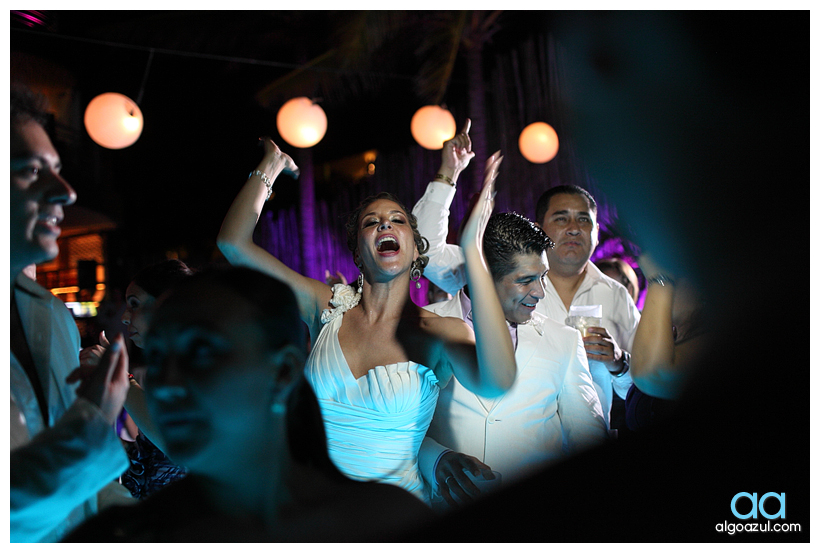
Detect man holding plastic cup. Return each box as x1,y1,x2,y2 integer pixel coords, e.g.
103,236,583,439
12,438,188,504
534,185,641,430
418,212,608,509
413,131,609,509
415,126,639,431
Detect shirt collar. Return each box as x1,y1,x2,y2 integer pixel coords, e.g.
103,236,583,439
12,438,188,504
583,261,619,290
14,272,52,300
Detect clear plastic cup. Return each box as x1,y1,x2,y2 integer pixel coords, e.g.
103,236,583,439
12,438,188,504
566,305,603,337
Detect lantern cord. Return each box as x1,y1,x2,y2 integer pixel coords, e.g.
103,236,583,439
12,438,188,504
11,27,421,82
135,48,155,106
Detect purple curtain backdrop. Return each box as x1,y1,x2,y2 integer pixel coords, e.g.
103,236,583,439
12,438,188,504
255,33,640,308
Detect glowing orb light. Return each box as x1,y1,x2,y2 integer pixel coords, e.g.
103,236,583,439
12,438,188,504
411,105,456,150
84,93,144,149
519,122,559,163
276,97,327,148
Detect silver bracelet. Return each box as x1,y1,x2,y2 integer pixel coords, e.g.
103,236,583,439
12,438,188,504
248,170,274,201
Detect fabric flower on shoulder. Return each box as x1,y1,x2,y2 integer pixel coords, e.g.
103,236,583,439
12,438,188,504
320,283,362,324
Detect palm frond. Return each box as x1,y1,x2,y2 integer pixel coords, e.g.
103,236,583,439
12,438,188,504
413,11,468,104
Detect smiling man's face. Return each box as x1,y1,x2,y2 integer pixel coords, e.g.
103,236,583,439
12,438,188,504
493,252,549,325
539,193,599,273
10,119,76,271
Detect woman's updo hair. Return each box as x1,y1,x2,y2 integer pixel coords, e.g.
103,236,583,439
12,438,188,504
344,192,429,275
131,259,195,299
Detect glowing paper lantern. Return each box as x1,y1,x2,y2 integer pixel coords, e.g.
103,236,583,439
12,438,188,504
84,93,144,149
411,105,456,150
519,122,559,163
276,97,327,148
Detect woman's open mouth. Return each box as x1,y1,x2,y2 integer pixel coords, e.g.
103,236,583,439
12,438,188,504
376,235,400,254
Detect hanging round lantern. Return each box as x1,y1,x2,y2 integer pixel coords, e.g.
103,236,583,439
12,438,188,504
411,105,456,150
84,93,144,149
276,97,327,148
519,122,559,163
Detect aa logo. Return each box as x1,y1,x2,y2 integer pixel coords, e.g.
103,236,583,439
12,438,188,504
731,492,786,520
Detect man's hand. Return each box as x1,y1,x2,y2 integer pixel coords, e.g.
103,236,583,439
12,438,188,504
583,326,624,374
438,119,475,183
435,451,496,507
78,330,111,367
66,334,130,425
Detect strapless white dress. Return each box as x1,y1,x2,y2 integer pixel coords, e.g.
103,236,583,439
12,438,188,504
304,285,439,503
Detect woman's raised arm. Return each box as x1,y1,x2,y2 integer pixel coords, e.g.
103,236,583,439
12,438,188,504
438,153,517,397
217,138,329,333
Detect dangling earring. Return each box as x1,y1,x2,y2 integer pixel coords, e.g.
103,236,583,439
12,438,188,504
410,261,422,289
354,258,364,294
271,401,287,415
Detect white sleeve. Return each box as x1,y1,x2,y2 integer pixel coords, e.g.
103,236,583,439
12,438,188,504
412,181,468,296
612,364,635,399
10,398,129,543
611,286,641,399
418,435,451,489
559,333,610,454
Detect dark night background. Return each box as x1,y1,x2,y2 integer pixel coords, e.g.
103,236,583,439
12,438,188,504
9,9,810,542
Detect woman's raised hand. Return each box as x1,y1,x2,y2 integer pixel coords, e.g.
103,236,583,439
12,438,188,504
259,136,299,178
459,151,502,257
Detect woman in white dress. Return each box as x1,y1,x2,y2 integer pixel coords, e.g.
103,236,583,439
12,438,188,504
217,137,516,503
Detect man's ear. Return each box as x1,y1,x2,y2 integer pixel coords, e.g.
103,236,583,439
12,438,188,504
268,344,305,402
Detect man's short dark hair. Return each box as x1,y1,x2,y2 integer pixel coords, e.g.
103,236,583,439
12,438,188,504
11,83,50,128
535,185,598,226
484,212,554,281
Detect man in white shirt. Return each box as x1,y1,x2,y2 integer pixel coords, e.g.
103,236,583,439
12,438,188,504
418,210,608,508
413,123,640,429
10,84,129,542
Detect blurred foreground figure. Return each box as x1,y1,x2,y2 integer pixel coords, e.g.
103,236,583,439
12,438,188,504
66,267,432,541
10,83,129,542
413,11,807,541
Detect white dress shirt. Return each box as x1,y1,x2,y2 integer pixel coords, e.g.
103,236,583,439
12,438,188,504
413,180,641,426
419,291,609,495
